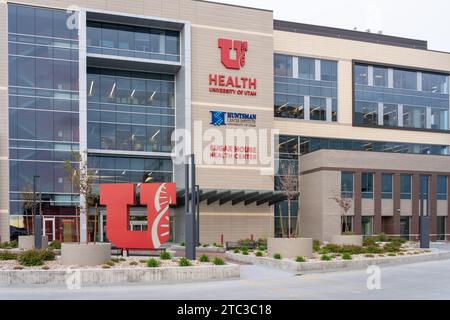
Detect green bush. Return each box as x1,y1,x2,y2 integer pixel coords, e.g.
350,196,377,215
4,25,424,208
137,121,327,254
321,255,332,261
366,245,383,254
320,244,341,254
129,261,138,266
0,241,18,249
388,253,396,257
199,254,210,263
233,249,240,254
0,251,18,261
255,251,263,257
147,258,160,268
342,253,352,260
213,257,225,265
49,240,62,250
18,250,44,266
110,258,120,263
383,242,401,253
257,245,267,251
313,240,321,252
178,257,191,267
40,249,56,261
365,254,375,258
242,250,249,256
105,260,115,266
160,251,171,260
102,265,111,269
273,253,282,260
296,256,306,263
376,233,389,242
180,242,185,247
202,243,209,248
363,237,377,247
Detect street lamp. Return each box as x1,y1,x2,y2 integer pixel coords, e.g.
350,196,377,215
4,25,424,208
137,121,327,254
33,175,43,249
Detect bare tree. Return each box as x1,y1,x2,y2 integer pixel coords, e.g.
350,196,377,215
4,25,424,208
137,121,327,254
277,162,299,238
330,191,353,234
64,151,95,244
20,183,36,236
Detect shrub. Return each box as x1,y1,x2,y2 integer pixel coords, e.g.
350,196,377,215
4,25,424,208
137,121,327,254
273,253,282,260
0,251,18,261
365,254,375,258
0,241,18,249
233,249,240,254
160,251,171,260
49,240,62,250
42,266,50,270
18,250,44,266
255,251,263,257
296,256,306,263
199,254,210,263
363,237,377,247
13,266,24,270
129,261,138,266
40,249,56,261
202,243,209,248
213,257,225,265
180,242,185,247
388,253,396,257
110,258,120,263
342,253,352,260
320,244,341,254
321,255,332,261
178,257,191,267
102,265,111,269
257,245,267,251
366,245,383,254
383,242,401,253
147,258,160,268
313,240,321,252
119,258,126,262
139,259,147,263
242,250,249,256
376,233,389,242
105,260,115,267
240,246,249,252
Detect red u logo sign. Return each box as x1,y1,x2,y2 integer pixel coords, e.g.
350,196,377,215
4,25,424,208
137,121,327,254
100,183,177,250
218,38,248,70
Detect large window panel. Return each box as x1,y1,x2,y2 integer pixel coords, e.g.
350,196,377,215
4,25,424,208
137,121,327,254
381,173,393,199
321,60,337,82
394,69,417,90
373,66,388,87
355,101,378,126
299,57,315,80
310,97,326,121
437,176,448,200
355,64,369,85
361,173,374,199
383,104,398,127
400,174,412,199
431,108,449,130
403,105,426,129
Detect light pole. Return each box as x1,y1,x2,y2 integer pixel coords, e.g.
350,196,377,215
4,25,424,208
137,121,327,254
419,175,430,249
33,175,43,249
184,155,197,260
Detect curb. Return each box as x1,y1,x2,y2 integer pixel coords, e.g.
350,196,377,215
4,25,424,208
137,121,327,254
225,251,450,273
0,264,240,286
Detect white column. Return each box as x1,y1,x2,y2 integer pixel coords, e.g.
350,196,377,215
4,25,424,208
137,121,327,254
315,60,321,81
304,96,311,121
292,56,299,79
368,66,374,87
378,102,384,126
326,98,332,122
78,9,88,244
417,72,423,91
426,107,432,129
398,104,404,127
388,68,394,88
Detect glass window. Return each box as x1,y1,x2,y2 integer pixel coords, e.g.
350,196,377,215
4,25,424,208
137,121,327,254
310,97,326,121
355,101,378,126
361,217,373,236
117,25,134,52
362,173,374,199
403,106,426,129
373,66,388,87
332,99,338,122
135,27,150,53
431,108,449,131
165,30,180,56
383,104,398,127
17,6,35,35
422,73,449,94
321,60,337,82
35,8,52,37
274,54,292,77
341,172,354,198
437,217,446,241
150,29,164,54
299,57,315,80
400,217,411,240
355,64,368,85
394,69,417,90
381,174,393,199
400,174,412,199
437,176,448,200
87,22,102,47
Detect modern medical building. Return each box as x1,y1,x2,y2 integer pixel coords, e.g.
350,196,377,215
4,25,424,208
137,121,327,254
0,0,449,244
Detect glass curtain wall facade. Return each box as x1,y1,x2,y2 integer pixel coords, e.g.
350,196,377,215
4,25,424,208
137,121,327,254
8,4,80,241
354,63,450,131
274,54,338,122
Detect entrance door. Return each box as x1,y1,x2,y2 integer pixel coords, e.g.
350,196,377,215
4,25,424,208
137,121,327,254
43,217,56,242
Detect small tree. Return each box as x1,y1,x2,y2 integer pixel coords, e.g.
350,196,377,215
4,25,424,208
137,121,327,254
20,183,37,236
330,191,353,234
64,151,95,244
277,162,299,238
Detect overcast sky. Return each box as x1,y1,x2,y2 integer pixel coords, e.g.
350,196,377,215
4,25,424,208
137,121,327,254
211,0,450,53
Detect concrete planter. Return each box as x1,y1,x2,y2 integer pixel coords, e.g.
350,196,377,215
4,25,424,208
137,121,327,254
331,235,363,246
170,245,226,259
0,264,240,286
61,243,111,267
18,236,48,250
267,238,313,259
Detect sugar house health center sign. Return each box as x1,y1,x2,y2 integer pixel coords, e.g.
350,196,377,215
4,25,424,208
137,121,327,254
209,38,257,96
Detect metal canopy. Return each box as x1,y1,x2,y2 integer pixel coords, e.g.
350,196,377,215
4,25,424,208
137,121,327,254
173,189,293,207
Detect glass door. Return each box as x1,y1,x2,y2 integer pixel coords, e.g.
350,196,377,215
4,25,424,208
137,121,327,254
43,217,56,242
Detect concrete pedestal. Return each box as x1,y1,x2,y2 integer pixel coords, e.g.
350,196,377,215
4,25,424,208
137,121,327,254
331,235,363,246
267,238,313,259
18,235,49,249
61,243,111,267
